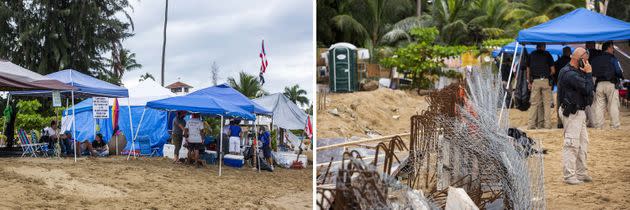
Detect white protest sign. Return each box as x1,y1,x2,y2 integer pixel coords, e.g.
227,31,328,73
52,91,61,107
93,97,110,119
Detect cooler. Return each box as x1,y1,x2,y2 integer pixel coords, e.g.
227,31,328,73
223,154,244,168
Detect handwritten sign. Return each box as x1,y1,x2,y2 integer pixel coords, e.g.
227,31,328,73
52,91,61,107
93,97,110,119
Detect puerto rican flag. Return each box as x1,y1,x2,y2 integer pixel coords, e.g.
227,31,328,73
259,40,268,73
305,116,312,139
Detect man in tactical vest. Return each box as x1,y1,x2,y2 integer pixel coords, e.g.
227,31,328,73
591,41,624,129
558,47,594,185
527,43,555,129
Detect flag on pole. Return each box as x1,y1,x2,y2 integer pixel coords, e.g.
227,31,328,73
305,115,312,139
112,98,120,130
259,39,268,85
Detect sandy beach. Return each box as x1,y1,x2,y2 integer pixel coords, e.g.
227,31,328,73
510,106,630,209
0,156,312,209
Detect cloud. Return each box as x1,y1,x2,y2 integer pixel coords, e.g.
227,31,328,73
121,0,314,104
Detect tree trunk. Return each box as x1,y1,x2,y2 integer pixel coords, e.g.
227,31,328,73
160,0,169,87
416,0,422,16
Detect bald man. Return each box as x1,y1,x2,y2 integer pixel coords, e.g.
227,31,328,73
557,47,595,185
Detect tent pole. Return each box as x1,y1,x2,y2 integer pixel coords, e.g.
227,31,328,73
126,98,135,157
71,90,77,162
498,42,520,127
219,115,224,177
254,116,259,173
71,70,77,163
2,94,9,134
128,108,146,160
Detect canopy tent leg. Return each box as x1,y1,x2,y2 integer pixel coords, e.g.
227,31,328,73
498,42,520,127
219,115,224,177
71,90,77,163
126,98,135,156
254,116,260,173
2,94,9,134
128,108,146,160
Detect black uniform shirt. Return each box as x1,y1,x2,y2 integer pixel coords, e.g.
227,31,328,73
558,64,594,109
527,49,554,79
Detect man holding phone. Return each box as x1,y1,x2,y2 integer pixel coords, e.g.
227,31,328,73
557,47,595,185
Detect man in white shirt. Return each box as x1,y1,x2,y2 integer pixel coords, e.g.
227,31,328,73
184,113,205,166
43,120,59,155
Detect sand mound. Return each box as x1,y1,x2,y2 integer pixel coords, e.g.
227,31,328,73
317,88,428,138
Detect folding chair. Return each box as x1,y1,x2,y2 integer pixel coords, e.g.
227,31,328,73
18,129,48,157
31,130,49,157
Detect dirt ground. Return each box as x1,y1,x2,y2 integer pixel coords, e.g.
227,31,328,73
0,157,312,209
509,106,630,210
317,88,428,138
316,88,630,209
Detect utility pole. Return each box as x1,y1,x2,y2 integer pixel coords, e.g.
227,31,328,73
160,0,169,86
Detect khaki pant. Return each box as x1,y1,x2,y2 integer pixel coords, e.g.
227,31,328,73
529,79,552,129
560,108,589,182
594,81,620,128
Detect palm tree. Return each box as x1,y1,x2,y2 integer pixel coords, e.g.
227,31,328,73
139,73,155,82
111,48,142,79
506,0,578,28
330,0,415,61
160,0,168,86
283,84,310,107
227,71,266,98
468,0,519,39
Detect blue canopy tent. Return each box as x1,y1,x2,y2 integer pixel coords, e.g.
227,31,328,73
187,84,272,173
498,8,630,126
143,94,255,176
10,69,131,162
492,42,573,58
188,84,272,115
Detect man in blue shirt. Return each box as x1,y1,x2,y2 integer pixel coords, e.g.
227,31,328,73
259,126,272,169
228,120,242,155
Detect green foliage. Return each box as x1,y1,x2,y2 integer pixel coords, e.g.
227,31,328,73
381,27,473,89
0,1,136,82
15,100,54,132
283,84,310,107
270,129,278,151
482,38,513,48
227,71,267,98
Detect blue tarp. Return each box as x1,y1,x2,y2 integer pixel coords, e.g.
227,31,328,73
146,95,255,120
492,42,573,57
188,84,272,115
10,69,129,97
517,8,630,44
63,100,169,154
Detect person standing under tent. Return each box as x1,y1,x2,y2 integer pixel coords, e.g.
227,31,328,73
228,120,242,155
554,47,572,129
592,41,624,129
172,111,186,163
584,42,601,127
527,43,556,129
558,47,594,185
259,126,273,170
184,113,205,166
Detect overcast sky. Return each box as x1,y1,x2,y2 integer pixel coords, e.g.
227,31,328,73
121,0,314,104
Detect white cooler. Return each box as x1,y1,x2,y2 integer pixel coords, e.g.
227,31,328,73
163,144,188,159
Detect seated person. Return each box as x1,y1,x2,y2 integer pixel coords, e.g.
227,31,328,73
43,120,59,154
73,133,107,157
91,133,109,157
60,131,74,156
